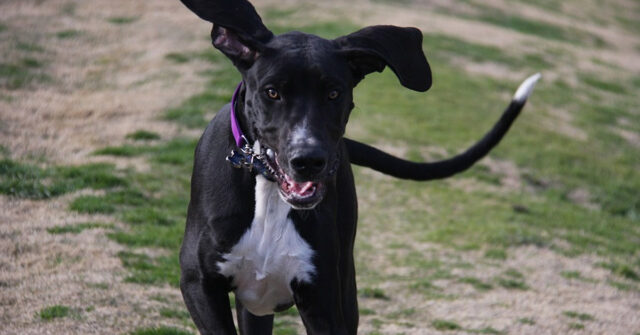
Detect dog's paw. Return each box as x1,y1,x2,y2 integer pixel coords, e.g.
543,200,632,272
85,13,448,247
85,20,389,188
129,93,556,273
513,73,542,103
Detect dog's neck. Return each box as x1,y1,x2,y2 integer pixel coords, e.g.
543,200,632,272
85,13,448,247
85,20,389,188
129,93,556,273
230,82,253,147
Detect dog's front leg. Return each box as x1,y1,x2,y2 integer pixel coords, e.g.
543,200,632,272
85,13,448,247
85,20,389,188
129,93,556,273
180,270,237,335
291,242,351,335
292,277,350,335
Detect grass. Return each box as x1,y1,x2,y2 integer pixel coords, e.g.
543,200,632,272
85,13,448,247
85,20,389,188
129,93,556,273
273,319,298,335
107,16,138,25
450,2,606,47
568,322,585,330
432,319,461,331
47,222,113,234
94,145,145,157
55,29,82,39
358,287,390,300
580,73,627,94
38,305,71,321
562,311,594,321
459,276,493,291
16,41,46,53
127,130,161,141
600,262,640,281
423,33,550,71
0,60,49,89
496,269,529,290
0,159,126,199
7,3,638,333
469,327,504,334
118,251,180,286
70,195,117,214
518,318,536,325
165,53,191,64
350,58,640,257
159,307,191,320
484,248,507,260
129,327,193,335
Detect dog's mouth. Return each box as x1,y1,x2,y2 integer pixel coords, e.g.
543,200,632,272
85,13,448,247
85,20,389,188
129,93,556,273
262,148,336,210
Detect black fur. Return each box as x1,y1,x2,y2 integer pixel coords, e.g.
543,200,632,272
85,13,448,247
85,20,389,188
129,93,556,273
177,1,535,334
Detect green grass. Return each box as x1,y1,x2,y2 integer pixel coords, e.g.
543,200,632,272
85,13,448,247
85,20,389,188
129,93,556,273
432,319,461,331
468,327,504,334
273,319,298,335
118,251,180,286
16,41,45,53
165,53,191,64
453,3,606,47
411,279,448,299
388,308,416,319
458,276,493,291
107,16,138,25
70,195,117,214
0,61,49,89
495,270,528,290
159,307,191,320
38,305,71,321
164,87,237,128
562,311,594,321
608,280,638,291
358,287,390,300
484,248,507,260
47,222,113,234
276,306,300,317
129,326,193,335
94,145,145,157
600,262,640,281
423,33,550,71
518,318,536,325
55,29,82,39
580,74,627,94
127,130,161,141
568,322,585,330
0,159,126,199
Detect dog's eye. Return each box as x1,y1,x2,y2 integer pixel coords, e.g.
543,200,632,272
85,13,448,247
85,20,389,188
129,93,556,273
266,88,280,100
328,90,339,100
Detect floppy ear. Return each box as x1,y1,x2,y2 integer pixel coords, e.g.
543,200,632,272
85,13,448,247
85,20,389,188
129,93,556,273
334,25,432,92
179,0,274,68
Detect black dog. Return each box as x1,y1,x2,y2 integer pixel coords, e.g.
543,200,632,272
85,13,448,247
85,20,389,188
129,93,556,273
178,0,540,334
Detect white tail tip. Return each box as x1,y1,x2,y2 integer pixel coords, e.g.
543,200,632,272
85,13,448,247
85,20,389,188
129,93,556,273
513,73,542,103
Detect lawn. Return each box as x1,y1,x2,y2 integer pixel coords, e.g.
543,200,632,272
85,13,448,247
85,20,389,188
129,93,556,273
1,0,638,334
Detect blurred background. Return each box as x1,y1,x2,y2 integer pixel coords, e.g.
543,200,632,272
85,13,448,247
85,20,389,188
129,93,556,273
0,0,638,334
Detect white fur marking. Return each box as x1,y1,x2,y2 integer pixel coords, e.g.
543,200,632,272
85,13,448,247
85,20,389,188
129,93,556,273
513,73,542,103
217,141,315,316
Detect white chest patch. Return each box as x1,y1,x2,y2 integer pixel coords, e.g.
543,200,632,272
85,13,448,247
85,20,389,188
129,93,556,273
217,173,316,316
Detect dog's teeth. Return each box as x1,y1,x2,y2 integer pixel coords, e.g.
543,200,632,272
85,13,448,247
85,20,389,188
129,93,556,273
300,182,314,194
266,149,275,159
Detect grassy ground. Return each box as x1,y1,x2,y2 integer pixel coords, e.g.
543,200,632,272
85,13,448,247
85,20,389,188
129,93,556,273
1,0,638,334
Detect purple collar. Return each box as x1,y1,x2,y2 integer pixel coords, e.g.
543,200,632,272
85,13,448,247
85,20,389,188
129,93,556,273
226,84,275,181
230,82,247,148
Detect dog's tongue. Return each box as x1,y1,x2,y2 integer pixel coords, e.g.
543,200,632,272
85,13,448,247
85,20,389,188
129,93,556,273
291,181,314,195
283,174,315,196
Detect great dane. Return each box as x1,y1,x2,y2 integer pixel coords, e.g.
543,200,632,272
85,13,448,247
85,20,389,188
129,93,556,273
177,0,540,334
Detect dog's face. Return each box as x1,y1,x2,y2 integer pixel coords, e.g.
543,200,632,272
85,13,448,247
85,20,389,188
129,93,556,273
241,32,355,209
181,0,432,209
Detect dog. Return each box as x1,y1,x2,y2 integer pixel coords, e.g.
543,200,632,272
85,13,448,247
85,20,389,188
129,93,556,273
177,0,540,334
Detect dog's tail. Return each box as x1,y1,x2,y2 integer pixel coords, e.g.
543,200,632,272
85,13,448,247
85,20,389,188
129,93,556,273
345,73,541,181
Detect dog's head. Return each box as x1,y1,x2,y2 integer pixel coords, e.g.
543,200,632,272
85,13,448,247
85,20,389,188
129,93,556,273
181,0,432,209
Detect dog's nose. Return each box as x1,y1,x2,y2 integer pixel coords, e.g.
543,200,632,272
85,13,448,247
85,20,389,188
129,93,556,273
289,152,327,178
